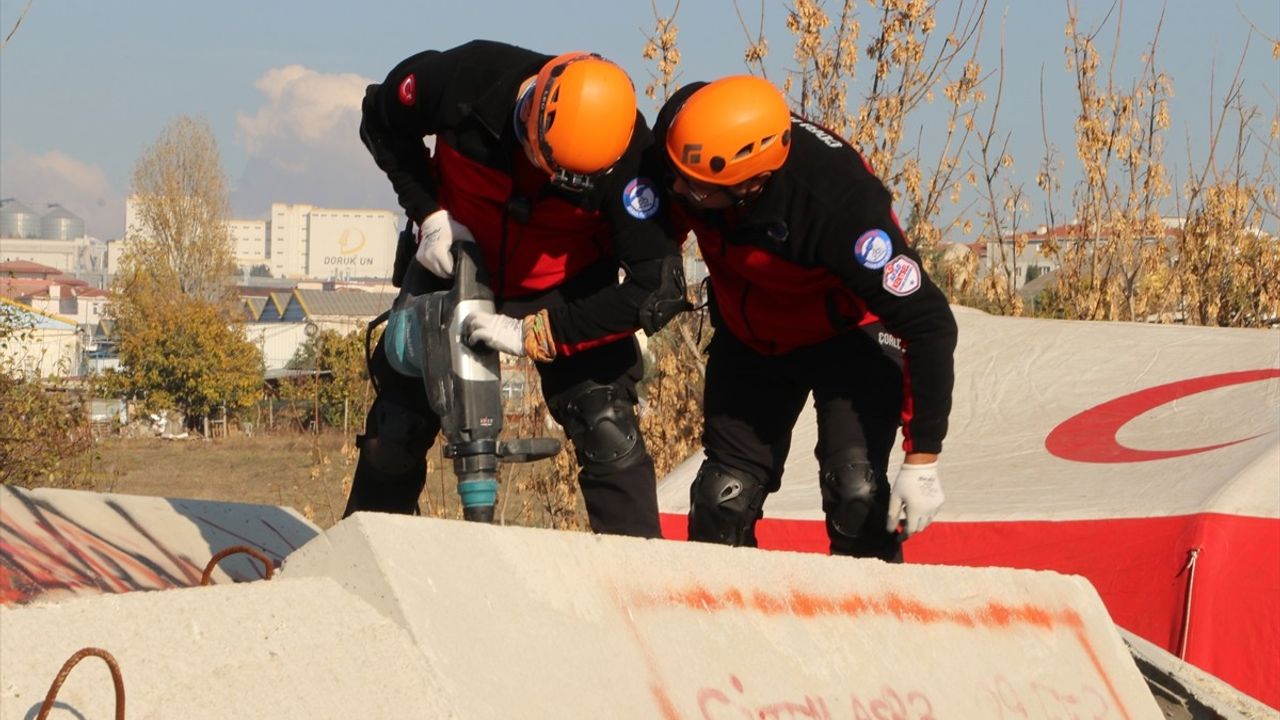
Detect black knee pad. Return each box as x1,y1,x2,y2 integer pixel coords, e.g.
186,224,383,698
346,398,436,517
560,383,647,473
688,462,767,546
356,399,434,475
819,460,886,542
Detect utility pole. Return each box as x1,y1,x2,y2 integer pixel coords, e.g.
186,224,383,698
305,322,320,434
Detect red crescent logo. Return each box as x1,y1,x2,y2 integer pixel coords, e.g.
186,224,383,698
1045,369,1280,463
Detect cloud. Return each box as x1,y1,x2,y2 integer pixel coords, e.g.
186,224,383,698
0,149,124,239
232,65,396,219
237,65,367,152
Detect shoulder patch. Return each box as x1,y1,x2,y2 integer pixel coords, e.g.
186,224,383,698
854,229,893,270
398,74,417,106
882,255,922,296
622,178,660,219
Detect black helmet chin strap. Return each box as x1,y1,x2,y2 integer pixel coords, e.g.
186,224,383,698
550,167,600,193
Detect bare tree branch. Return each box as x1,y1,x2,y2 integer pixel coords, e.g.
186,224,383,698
0,0,33,52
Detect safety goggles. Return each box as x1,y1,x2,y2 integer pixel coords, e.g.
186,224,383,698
669,168,770,206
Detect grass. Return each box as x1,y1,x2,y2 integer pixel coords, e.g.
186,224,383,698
84,431,589,531
91,433,354,528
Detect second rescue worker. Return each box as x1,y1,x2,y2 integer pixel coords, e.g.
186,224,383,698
655,76,959,560
348,40,688,537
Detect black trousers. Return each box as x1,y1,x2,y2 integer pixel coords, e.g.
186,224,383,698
344,293,660,538
700,325,904,559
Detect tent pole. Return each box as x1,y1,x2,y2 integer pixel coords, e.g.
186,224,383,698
1177,547,1201,659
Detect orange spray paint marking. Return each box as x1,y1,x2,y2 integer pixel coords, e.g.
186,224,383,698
650,683,681,720
607,583,688,720
1076,627,1130,720
643,584,1086,634
787,589,835,617
750,589,788,615
629,583,1129,720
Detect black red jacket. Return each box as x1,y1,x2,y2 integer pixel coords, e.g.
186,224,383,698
656,83,958,454
360,40,677,355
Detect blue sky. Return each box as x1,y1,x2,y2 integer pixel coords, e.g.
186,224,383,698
1,1,1276,240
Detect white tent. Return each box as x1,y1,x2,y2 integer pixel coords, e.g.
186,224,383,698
658,306,1280,709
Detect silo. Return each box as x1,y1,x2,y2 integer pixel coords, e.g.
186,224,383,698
0,198,40,238
41,204,86,240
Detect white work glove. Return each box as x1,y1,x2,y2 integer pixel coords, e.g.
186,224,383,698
415,209,475,278
463,311,526,357
463,309,557,362
886,462,944,538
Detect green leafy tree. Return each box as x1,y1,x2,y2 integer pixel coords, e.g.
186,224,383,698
0,373,97,487
0,302,96,487
283,328,370,429
104,295,262,426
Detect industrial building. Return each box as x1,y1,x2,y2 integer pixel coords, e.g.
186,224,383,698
110,199,399,282
0,198,107,277
3,197,400,284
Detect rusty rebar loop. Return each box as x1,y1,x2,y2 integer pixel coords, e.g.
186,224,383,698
36,646,125,720
199,544,276,586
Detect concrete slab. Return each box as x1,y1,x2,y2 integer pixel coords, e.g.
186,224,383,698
1,485,320,605
0,576,454,719
1119,629,1279,720
282,513,1164,719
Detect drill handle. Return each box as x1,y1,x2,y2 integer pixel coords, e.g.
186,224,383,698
449,240,494,304
498,438,563,463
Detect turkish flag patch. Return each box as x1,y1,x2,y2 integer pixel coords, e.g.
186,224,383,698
398,74,417,106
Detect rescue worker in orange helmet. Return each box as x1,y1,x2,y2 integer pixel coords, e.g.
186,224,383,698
350,41,688,536
655,76,958,560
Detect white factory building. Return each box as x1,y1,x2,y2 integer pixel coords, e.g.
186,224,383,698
108,199,400,282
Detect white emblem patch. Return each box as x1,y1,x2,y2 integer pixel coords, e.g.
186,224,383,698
623,178,659,219
882,255,922,296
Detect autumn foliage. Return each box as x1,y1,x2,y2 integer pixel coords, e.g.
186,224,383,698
0,305,96,487
102,116,263,428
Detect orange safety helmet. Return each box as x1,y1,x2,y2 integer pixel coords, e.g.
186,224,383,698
665,75,792,186
524,52,637,191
